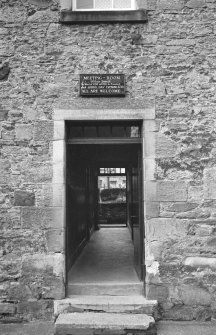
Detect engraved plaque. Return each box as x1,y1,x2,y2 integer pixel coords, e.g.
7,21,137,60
80,74,125,96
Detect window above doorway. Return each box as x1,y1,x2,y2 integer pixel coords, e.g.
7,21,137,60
99,168,126,175
60,0,147,23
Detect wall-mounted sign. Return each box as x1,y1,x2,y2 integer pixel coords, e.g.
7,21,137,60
80,74,125,97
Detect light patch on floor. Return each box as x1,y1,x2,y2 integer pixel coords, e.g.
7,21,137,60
68,227,140,284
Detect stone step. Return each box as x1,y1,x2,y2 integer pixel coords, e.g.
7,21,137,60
67,282,143,296
54,295,158,316
55,312,156,335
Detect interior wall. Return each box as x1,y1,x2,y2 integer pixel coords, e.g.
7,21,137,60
66,145,89,272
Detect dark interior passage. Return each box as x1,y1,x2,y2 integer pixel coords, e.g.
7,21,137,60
66,122,144,290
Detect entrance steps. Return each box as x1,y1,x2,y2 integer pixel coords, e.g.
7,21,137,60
67,282,144,296
54,295,157,316
54,296,158,335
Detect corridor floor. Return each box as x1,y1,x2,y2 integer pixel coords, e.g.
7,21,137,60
68,227,140,284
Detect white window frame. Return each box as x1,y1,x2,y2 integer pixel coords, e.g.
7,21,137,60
72,0,136,11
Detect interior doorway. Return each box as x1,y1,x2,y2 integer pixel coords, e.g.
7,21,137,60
65,121,144,295
98,168,127,227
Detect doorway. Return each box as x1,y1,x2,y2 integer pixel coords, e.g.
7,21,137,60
65,121,144,295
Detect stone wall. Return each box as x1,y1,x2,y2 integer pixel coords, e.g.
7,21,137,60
1,0,216,323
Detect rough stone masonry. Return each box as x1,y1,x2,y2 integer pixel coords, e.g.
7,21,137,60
1,0,216,324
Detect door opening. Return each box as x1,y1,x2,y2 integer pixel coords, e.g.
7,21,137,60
65,121,144,295
98,167,127,228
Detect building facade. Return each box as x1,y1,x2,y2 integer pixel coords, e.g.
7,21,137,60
1,0,216,324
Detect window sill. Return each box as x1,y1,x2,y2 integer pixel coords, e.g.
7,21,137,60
59,10,148,23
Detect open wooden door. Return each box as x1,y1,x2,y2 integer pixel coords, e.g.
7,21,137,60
129,146,143,280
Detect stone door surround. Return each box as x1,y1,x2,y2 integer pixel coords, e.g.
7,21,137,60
52,108,156,283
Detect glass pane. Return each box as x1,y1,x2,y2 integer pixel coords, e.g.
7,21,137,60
83,126,97,137
69,126,83,138
114,0,131,8
98,126,112,137
131,126,140,137
121,168,126,174
77,0,93,9
112,126,126,137
95,0,112,9
116,168,120,174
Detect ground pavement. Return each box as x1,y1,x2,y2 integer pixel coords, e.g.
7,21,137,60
1,321,216,335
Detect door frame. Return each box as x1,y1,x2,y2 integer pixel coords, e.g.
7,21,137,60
52,108,156,297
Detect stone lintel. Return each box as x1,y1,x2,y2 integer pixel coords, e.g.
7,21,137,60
53,109,155,121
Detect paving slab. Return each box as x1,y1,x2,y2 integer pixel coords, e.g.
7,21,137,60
55,312,155,335
0,321,54,335
1,320,216,335
157,321,216,335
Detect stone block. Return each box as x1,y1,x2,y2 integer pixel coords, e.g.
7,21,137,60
0,108,8,121
53,109,155,122
23,163,52,183
27,0,53,8
1,230,46,256
179,285,211,306
162,305,194,321
156,133,179,158
204,168,216,200
54,121,65,140
21,253,65,300
17,300,53,320
143,120,160,133
27,9,58,23
146,218,189,242
145,181,157,201
146,284,169,303
21,207,64,229
14,190,35,206
144,132,156,158
184,256,216,270
53,140,65,165
45,229,64,252
0,62,10,80
7,282,33,302
15,124,33,141
157,181,188,201
0,6,27,23
33,120,53,142
186,0,206,8
144,159,156,181
145,202,159,218
161,202,198,213
22,253,64,278
0,159,11,185
40,183,65,207
157,0,184,10
0,302,16,315
136,0,147,9
53,160,66,184
60,0,72,10
195,306,212,321
0,256,22,282
195,224,214,236
188,185,203,202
